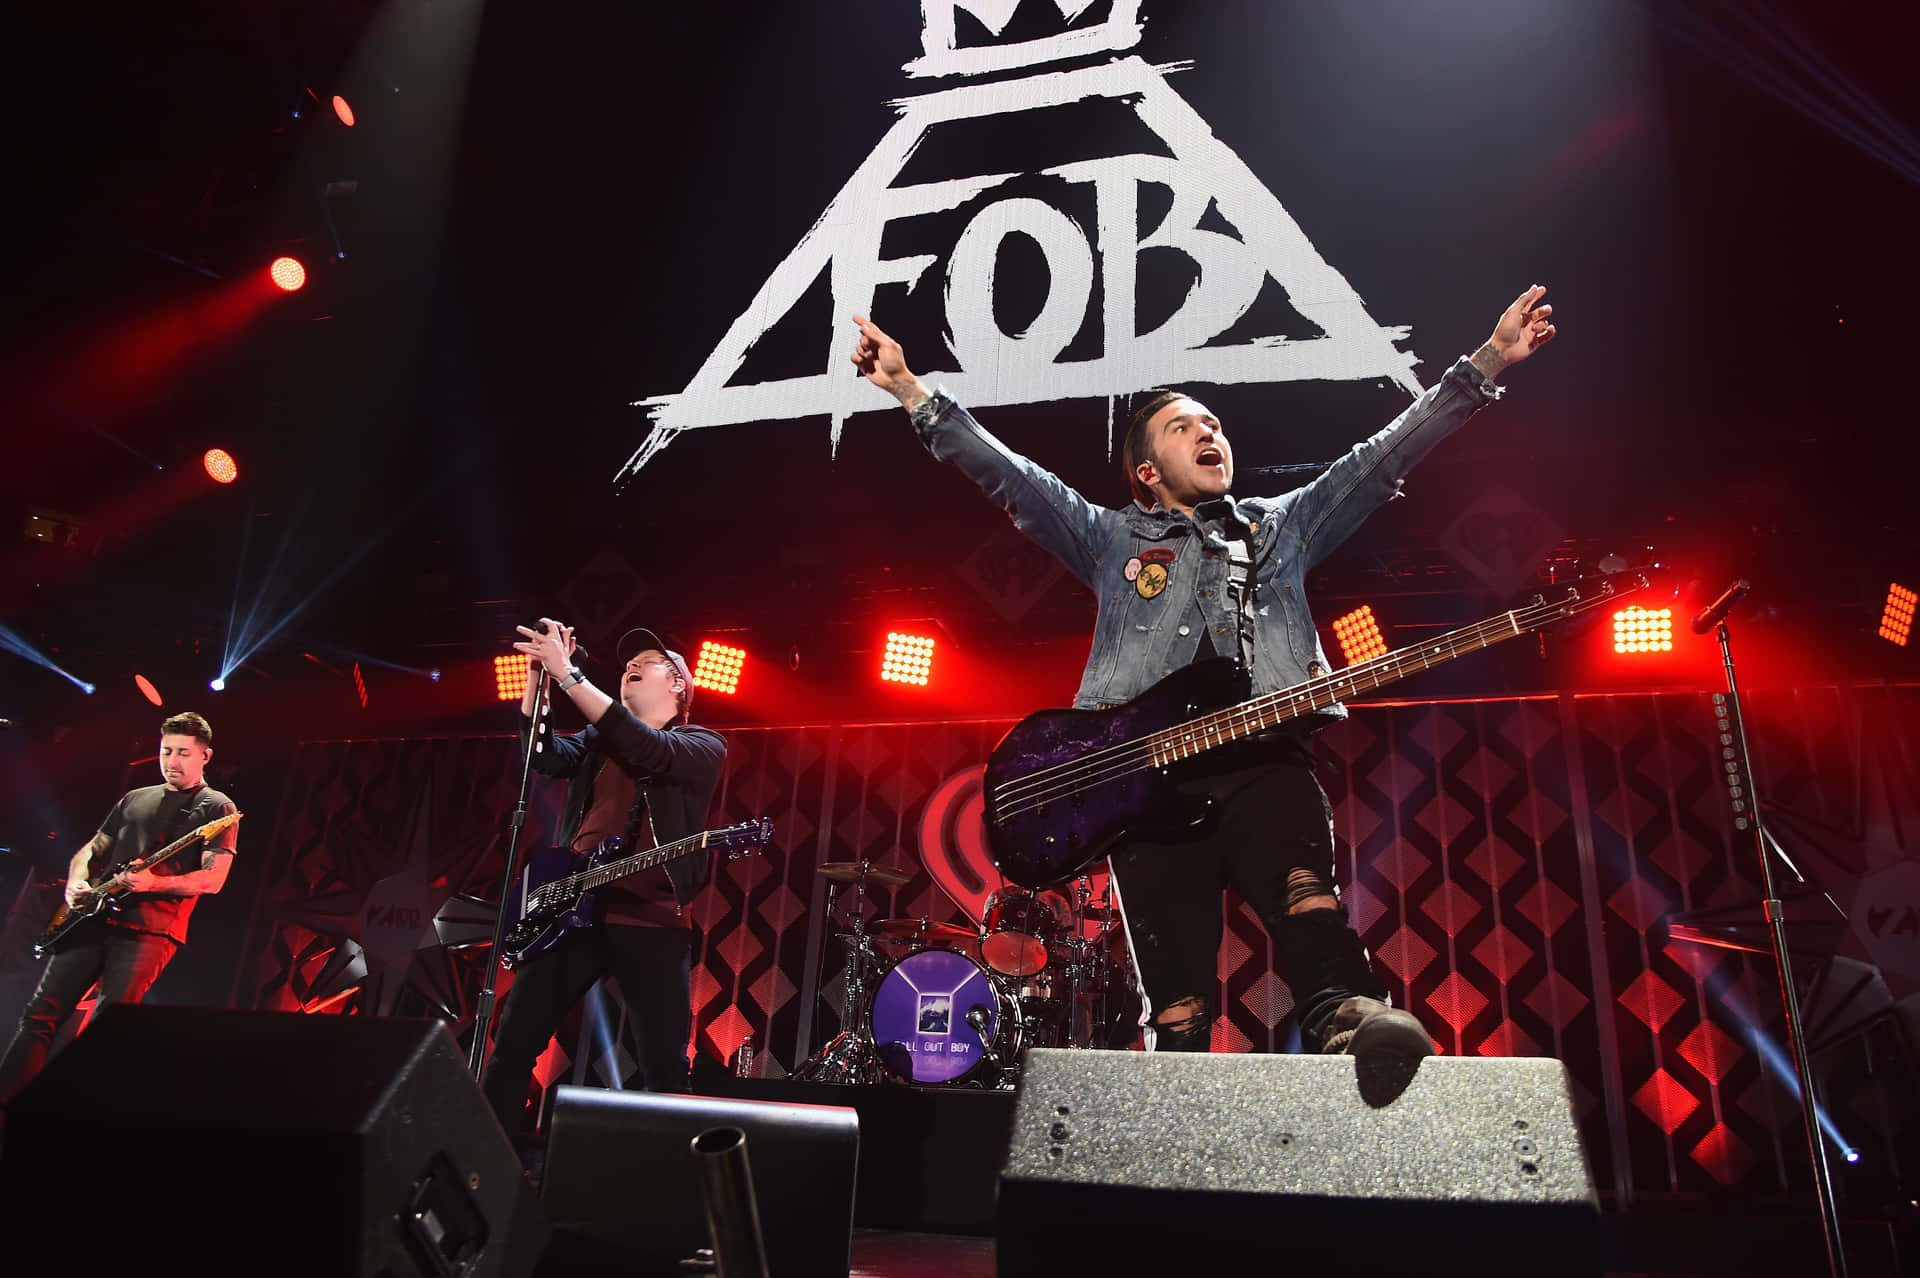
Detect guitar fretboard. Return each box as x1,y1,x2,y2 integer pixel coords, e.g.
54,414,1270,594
564,831,710,895
1146,586,1620,766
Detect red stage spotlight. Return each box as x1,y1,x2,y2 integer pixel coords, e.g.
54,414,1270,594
269,256,307,292
133,674,163,707
352,662,368,708
881,632,935,686
692,641,745,695
1331,605,1388,665
1880,582,1915,647
1612,607,1674,654
202,448,238,484
494,655,530,701
331,94,355,127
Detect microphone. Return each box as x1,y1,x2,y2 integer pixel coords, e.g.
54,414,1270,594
1691,579,1752,634
533,620,591,662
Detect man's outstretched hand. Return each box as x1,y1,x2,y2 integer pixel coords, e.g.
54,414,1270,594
850,316,930,410
1473,284,1557,381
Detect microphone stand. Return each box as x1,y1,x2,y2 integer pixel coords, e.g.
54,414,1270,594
1713,619,1848,1277
468,665,551,1080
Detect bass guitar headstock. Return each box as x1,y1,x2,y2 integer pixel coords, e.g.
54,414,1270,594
716,817,775,857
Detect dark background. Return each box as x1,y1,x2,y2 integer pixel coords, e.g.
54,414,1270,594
1,1,1915,972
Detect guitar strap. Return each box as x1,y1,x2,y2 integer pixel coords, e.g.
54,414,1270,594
1221,521,1258,670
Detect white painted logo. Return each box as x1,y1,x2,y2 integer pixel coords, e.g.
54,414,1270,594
620,1,1421,480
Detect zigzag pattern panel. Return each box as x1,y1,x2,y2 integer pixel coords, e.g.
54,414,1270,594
1309,698,1611,1183
232,685,1920,1203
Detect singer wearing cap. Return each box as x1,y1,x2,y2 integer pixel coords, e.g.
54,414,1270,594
482,620,726,1138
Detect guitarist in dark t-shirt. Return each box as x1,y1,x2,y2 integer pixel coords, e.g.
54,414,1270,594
0,712,238,1109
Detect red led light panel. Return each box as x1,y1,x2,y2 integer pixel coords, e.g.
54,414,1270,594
881,632,935,686
1612,607,1673,654
692,641,745,694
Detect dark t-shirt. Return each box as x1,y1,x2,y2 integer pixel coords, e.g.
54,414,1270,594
95,783,238,943
572,758,682,929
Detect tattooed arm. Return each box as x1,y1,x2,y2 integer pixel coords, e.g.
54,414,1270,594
64,832,113,907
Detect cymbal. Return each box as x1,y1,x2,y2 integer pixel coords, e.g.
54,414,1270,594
871,916,977,944
815,861,912,888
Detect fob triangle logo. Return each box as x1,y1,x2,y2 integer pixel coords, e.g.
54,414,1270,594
619,1,1422,482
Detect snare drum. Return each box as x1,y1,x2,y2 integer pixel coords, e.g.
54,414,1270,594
867,948,1015,1084
980,886,1061,977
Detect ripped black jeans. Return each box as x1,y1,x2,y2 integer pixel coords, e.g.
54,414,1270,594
1108,744,1387,1052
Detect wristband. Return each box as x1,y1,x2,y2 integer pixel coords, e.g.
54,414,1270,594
556,667,586,692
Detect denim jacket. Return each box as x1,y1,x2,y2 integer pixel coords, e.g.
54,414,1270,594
909,356,1503,719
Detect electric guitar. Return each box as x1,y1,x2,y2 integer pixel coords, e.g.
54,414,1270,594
33,811,244,957
500,817,774,967
983,572,1650,888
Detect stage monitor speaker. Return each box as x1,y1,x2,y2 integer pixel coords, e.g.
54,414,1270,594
999,1049,1600,1278
540,1086,859,1277
0,1004,546,1278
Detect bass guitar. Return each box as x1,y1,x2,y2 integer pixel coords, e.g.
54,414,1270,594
983,572,1650,887
501,817,774,967
33,811,244,957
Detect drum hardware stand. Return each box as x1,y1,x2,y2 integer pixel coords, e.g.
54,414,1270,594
1060,878,1099,1050
792,863,889,1083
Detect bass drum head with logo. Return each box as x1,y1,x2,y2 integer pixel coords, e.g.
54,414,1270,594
868,948,1009,1084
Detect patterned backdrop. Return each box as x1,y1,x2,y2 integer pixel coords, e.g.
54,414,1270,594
236,683,1920,1205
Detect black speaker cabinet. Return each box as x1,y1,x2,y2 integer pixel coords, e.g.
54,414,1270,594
999,1049,1600,1277
0,1004,546,1278
540,1086,860,1276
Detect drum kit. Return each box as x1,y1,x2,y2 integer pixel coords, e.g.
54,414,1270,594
792,861,1140,1089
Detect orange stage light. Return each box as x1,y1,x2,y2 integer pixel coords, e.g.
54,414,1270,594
494,655,530,701
202,448,238,484
269,256,307,292
133,674,163,707
1880,583,1915,647
1331,605,1389,665
331,95,355,127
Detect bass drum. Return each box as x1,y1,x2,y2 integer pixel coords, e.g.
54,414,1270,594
867,948,1017,1085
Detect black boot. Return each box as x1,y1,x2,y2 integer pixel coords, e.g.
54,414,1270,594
1275,908,1426,1056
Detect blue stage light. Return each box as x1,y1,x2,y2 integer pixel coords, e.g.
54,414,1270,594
210,676,227,692
0,625,95,696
